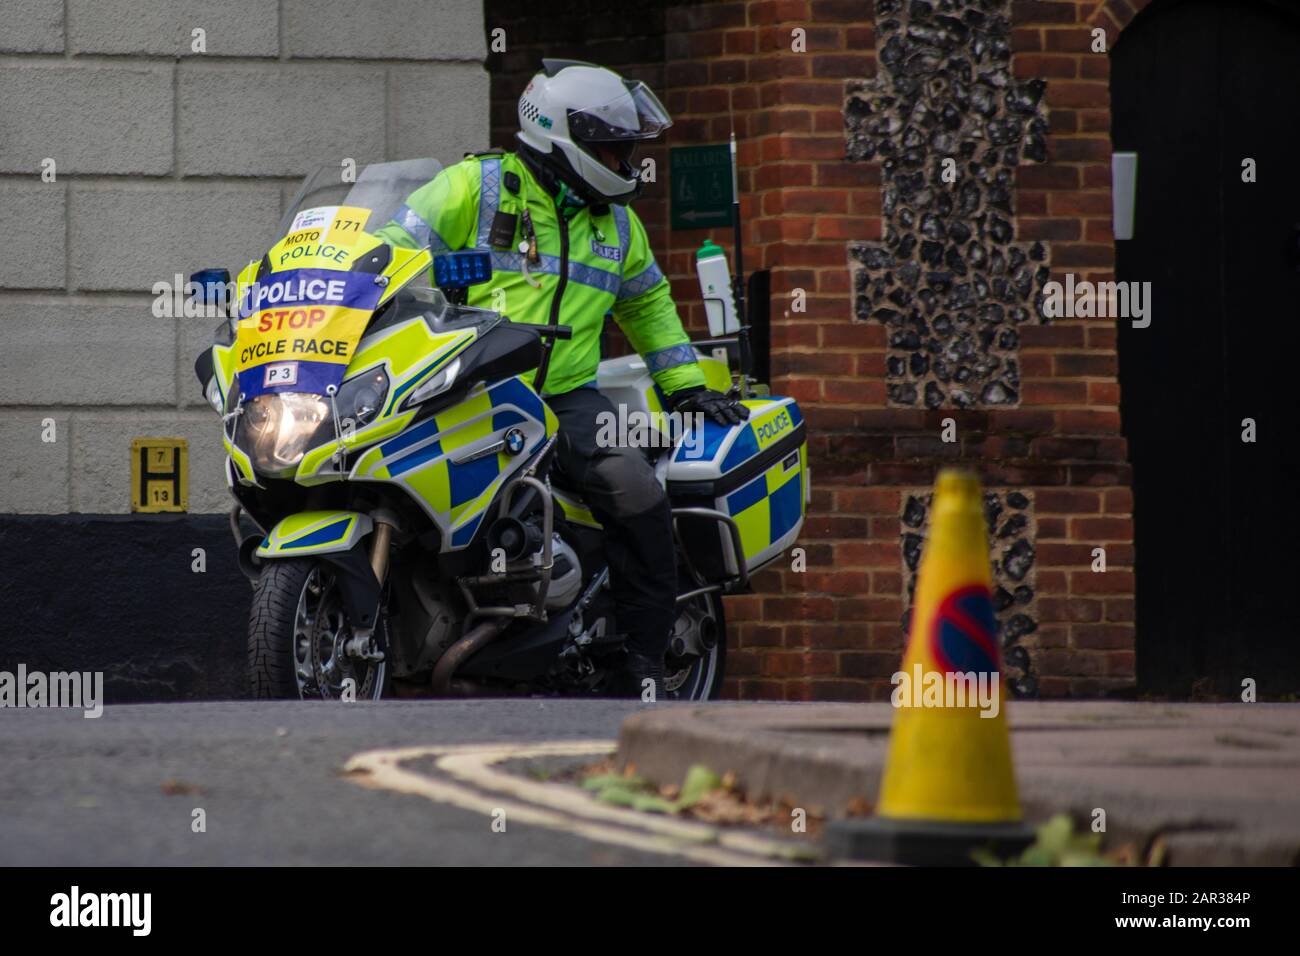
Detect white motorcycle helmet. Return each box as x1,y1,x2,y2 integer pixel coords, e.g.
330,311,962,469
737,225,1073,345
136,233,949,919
516,59,672,206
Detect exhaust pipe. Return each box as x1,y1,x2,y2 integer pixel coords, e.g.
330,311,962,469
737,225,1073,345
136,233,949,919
431,618,509,695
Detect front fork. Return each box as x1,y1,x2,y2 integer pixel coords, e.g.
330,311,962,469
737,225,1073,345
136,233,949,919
368,512,396,583
343,509,399,662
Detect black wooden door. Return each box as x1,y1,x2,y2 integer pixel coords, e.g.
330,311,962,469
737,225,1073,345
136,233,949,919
1112,0,1300,695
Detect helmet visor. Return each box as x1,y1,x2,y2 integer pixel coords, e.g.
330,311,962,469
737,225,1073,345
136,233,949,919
567,80,673,143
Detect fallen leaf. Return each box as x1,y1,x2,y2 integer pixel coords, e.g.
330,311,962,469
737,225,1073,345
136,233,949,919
845,796,873,817
678,765,723,808
161,779,202,796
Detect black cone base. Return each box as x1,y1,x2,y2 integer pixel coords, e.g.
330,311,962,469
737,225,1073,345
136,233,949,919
824,817,1037,866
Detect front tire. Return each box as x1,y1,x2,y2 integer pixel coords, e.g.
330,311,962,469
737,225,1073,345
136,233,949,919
248,558,389,700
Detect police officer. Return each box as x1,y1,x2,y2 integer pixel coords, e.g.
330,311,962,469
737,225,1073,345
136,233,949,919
377,60,747,698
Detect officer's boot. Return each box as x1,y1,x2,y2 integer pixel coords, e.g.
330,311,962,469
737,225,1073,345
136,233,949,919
622,647,666,702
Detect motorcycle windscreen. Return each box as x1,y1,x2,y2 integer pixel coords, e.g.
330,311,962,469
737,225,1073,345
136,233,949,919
235,206,385,400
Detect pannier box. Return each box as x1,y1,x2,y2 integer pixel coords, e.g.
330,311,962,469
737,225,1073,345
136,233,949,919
666,396,809,581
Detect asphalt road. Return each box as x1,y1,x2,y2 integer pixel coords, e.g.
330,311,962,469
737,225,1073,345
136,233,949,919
0,699,688,866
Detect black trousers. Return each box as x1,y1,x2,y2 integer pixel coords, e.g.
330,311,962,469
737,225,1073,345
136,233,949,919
546,387,676,660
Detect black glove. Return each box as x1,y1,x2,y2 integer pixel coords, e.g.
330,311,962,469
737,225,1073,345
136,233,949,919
668,386,750,426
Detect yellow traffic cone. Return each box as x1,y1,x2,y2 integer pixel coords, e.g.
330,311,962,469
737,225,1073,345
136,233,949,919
826,469,1034,864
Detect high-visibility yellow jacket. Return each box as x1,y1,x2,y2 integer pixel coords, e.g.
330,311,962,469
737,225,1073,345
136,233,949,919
374,150,705,397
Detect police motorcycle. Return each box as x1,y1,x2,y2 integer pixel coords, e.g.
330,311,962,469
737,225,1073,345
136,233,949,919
194,158,809,701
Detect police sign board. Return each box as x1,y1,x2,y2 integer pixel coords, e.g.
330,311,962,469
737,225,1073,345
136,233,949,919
670,145,734,230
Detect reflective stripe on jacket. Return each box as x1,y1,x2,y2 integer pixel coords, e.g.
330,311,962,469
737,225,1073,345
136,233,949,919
374,151,705,397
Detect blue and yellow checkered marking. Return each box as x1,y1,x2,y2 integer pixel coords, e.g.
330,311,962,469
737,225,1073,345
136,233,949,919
674,417,729,463
276,516,354,549
358,375,553,548
721,427,757,472
257,511,364,556
386,436,443,477
721,400,798,472
451,512,486,547
384,331,475,414
674,399,800,466
724,448,806,562
555,489,602,529
346,323,478,418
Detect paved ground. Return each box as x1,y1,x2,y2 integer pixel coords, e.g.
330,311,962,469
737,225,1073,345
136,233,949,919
618,701,1300,865
6,699,1297,866
0,699,687,866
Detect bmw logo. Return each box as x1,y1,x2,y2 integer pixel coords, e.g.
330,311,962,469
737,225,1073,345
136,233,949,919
504,428,526,456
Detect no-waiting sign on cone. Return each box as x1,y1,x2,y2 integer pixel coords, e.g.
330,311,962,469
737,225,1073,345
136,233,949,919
826,469,1035,864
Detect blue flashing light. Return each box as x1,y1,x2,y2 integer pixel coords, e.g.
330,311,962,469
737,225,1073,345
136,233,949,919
190,268,232,305
433,251,493,289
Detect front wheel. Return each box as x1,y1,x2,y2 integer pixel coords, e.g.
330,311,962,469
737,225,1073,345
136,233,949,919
248,559,389,700
663,591,727,701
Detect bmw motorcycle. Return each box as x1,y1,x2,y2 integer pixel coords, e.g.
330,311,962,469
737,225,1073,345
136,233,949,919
194,158,808,701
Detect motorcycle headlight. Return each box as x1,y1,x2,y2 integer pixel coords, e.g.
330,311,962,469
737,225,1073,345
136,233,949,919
402,357,461,410
243,392,328,476
336,367,390,430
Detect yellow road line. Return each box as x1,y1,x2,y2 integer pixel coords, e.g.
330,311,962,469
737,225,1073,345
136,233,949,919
435,743,818,862
342,740,811,866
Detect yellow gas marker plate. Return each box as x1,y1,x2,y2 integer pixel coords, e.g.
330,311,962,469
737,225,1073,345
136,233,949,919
130,437,188,513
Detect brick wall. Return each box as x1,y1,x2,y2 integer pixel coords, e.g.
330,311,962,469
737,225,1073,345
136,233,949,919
493,0,1141,700
1,0,489,514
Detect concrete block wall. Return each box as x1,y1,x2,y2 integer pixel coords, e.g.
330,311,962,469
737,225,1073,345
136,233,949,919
0,0,490,515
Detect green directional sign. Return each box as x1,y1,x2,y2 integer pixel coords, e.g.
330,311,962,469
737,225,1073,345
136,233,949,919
670,144,735,230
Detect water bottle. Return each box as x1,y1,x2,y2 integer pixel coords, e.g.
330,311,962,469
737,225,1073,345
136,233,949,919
696,239,739,336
